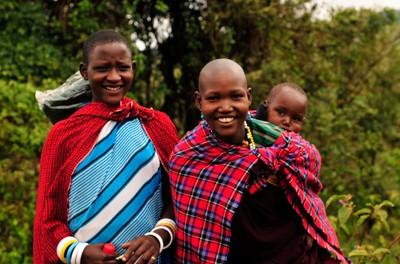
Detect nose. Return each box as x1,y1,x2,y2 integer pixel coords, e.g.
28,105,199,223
281,116,291,128
107,68,122,82
219,99,233,112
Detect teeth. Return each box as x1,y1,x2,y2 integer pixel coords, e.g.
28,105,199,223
105,86,122,91
218,117,234,123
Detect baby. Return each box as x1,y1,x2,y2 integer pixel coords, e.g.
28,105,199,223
255,82,307,133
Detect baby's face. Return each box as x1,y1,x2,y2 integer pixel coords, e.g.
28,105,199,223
267,87,307,133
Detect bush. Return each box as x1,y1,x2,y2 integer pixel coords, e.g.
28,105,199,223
0,80,51,263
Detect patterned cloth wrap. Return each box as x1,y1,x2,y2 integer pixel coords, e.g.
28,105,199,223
68,117,164,255
34,97,178,263
169,118,349,264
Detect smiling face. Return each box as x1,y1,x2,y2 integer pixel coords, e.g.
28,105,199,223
195,61,252,145
267,86,307,133
80,42,135,105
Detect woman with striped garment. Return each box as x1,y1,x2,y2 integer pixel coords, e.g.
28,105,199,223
34,30,178,264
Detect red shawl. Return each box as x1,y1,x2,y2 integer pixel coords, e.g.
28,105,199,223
169,121,348,263
34,97,178,263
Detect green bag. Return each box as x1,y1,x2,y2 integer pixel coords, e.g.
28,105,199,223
35,71,92,124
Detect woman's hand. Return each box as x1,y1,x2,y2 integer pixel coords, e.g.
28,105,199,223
120,235,160,264
81,243,117,264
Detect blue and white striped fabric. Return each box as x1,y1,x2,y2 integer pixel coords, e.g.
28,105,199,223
68,118,163,255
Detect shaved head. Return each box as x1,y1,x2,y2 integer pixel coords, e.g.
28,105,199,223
195,58,252,145
198,58,247,91
267,82,307,104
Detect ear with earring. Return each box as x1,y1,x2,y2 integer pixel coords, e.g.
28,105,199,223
247,111,252,121
200,113,205,120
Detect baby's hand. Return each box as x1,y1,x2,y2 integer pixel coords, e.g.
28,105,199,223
120,236,159,264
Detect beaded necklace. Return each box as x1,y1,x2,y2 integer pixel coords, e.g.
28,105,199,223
244,121,256,150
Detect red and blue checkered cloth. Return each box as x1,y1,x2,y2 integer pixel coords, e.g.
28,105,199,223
169,120,349,263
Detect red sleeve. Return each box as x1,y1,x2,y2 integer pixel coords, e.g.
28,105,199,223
34,124,73,264
257,131,322,192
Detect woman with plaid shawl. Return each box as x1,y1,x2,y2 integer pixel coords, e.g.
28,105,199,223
168,59,349,263
34,30,178,264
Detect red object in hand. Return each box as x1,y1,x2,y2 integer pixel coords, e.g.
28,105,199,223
103,243,116,255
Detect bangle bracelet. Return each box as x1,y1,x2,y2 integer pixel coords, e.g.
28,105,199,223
57,236,78,263
152,226,174,249
156,222,176,235
74,242,88,264
145,232,164,253
70,242,80,264
156,218,176,233
156,218,176,227
65,242,79,264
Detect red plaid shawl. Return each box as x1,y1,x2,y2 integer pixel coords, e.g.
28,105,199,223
34,97,178,263
169,121,348,264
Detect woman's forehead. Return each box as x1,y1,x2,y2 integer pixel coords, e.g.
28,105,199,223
200,72,246,91
89,42,131,60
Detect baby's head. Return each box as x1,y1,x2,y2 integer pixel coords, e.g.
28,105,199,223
263,83,307,133
80,30,135,105
195,58,252,145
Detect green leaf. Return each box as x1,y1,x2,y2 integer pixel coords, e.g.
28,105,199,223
340,222,350,235
356,214,370,227
353,208,371,216
371,248,390,257
326,194,350,209
374,209,388,221
338,206,353,225
378,200,395,208
155,0,169,13
380,219,390,232
349,248,369,257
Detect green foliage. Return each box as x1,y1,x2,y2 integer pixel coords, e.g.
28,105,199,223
0,80,51,263
0,2,76,83
0,80,51,159
326,194,398,263
0,158,38,264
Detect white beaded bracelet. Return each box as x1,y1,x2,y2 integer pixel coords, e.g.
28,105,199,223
145,232,164,253
152,225,174,249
